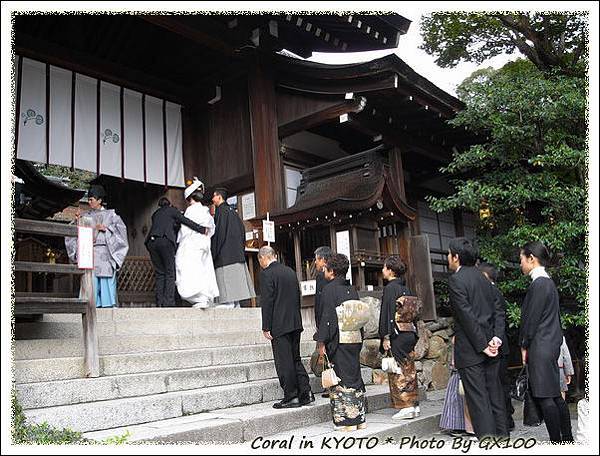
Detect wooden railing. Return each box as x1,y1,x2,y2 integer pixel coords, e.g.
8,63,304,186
14,218,100,377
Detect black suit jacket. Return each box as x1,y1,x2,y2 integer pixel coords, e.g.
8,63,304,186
260,261,303,338
449,266,499,369
314,271,329,330
146,206,205,246
490,282,509,356
211,203,246,268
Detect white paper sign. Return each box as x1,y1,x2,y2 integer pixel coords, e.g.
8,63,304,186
242,192,256,221
245,231,254,241
263,220,275,243
77,226,94,270
335,230,352,284
300,280,317,296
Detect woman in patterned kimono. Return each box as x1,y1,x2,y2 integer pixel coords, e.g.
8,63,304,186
317,253,369,431
378,256,420,420
65,185,128,308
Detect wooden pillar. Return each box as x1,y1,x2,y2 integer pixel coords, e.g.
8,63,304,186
389,146,407,201
247,58,284,216
329,225,337,251
293,231,303,282
81,269,100,378
357,264,366,291
247,253,256,307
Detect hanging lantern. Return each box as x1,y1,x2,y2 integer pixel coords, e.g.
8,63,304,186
479,200,491,220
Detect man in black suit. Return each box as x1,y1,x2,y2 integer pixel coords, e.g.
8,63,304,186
258,246,313,409
447,238,508,439
478,262,515,432
145,197,206,307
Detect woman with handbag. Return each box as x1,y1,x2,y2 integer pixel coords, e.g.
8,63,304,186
519,241,573,443
317,253,369,431
378,256,421,420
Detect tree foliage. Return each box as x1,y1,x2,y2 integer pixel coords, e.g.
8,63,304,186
426,59,587,329
420,12,588,76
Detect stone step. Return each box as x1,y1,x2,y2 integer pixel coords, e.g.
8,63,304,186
15,330,318,360
256,389,446,448
16,356,316,409
42,307,265,322
83,383,391,443
15,341,316,383
25,368,374,433
15,317,268,339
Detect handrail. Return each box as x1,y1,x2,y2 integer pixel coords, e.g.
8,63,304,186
14,217,78,237
14,217,99,378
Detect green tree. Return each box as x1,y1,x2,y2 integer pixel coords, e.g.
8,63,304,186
426,59,587,329
420,12,588,76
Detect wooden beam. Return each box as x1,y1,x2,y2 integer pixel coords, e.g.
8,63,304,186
278,73,399,96
140,15,236,56
15,218,78,237
278,97,366,138
280,146,328,168
15,34,187,104
346,113,451,163
15,262,84,275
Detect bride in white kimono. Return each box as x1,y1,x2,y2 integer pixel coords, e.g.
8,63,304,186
176,178,219,308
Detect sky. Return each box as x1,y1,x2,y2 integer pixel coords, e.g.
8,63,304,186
307,12,518,97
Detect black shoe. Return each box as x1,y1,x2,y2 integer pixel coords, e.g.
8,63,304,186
299,392,315,406
273,397,301,409
321,393,330,398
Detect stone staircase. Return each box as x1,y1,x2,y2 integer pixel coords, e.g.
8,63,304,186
13,307,394,442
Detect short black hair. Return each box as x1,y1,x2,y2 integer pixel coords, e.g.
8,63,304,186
384,256,406,277
158,197,171,207
314,246,332,261
214,187,228,201
478,262,498,282
448,237,478,267
186,190,204,203
326,253,349,278
521,241,550,267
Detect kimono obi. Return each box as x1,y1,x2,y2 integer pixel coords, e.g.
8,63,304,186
336,300,370,344
394,296,422,333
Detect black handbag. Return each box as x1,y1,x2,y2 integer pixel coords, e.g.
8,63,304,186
523,390,543,426
511,366,528,401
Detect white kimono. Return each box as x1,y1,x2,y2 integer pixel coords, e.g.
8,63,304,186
175,203,219,306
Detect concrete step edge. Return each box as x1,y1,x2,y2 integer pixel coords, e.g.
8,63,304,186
82,383,390,443
24,370,374,433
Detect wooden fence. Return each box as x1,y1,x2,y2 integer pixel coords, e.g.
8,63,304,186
14,218,100,377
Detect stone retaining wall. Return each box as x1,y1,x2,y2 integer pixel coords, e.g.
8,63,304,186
358,296,454,391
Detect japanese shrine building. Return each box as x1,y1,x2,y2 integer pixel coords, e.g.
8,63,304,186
13,13,479,317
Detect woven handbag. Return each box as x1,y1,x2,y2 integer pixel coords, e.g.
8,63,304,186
321,353,341,388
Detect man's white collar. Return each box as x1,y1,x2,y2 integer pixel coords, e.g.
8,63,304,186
529,266,550,281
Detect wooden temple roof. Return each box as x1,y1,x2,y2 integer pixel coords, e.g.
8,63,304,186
14,160,85,220
14,13,411,104
272,147,416,227
273,53,480,158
